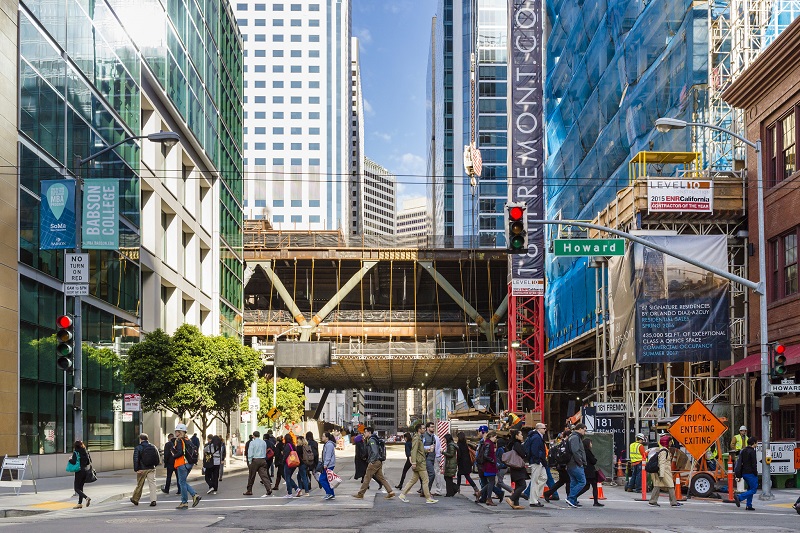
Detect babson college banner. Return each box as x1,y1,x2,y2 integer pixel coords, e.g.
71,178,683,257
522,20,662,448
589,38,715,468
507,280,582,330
508,0,544,294
82,179,119,250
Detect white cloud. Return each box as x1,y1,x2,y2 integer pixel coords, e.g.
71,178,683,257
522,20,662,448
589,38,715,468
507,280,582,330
363,98,374,116
354,27,373,46
392,152,426,177
372,131,392,142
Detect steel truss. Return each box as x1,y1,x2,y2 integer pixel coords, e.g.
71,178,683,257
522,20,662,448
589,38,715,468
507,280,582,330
508,287,545,417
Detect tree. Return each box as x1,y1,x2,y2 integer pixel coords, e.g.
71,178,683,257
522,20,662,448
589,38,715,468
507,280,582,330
244,377,306,425
209,335,262,437
123,329,177,413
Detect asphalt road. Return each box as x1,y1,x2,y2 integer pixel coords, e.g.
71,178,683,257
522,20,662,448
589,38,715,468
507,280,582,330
2,453,799,532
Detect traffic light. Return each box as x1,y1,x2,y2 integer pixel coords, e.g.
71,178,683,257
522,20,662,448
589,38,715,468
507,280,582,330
506,203,527,254
772,343,787,379
56,314,74,371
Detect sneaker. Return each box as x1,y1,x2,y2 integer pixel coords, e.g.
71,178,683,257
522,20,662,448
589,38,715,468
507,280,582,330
529,502,544,507
398,494,409,503
73,504,83,509
295,489,303,498
385,492,396,499
323,494,333,500
85,498,91,508
425,498,438,504
207,488,215,495
734,495,740,508
565,499,578,508
671,503,683,507
149,501,157,507
304,492,311,497
745,506,755,511
593,502,604,507
192,495,201,508
379,488,387,494
260,493,270,498
327,495,335,500
649,501,660,507
130,498,139,506
176,503,188,509
243,491,253,496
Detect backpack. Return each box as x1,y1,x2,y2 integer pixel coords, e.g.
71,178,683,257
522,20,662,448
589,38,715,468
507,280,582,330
375,436,387,462
302,445,315,466
645,449,664,474
183,438,199,465
475,440,486,465
140,442,160,469
495,446,506,469
549,438,572,466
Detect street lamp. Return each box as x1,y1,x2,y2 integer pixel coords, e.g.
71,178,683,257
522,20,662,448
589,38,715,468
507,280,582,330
71,131,181,441
654,117,772,499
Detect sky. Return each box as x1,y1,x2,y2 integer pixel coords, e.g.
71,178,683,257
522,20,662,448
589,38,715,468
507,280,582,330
351,0,437,208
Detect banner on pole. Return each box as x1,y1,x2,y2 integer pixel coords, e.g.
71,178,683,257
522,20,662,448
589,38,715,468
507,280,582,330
82,179,119,249
39,180,76,250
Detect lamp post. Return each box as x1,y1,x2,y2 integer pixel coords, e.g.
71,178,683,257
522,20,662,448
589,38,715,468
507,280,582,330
71,131,180,441
654,117,772,499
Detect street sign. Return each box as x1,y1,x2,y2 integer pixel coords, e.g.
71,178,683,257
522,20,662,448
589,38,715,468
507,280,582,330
595,402,626,414
756,442,797,474
267,407,280,421
667,399,727,460
553,239,625,257
122,412,133,422
248,397,261,411
65,253,89,283
769,383,800,393
123,393,141,412
65,284,89,296
241,411,250,422
112,399,122,412
657,397,665,409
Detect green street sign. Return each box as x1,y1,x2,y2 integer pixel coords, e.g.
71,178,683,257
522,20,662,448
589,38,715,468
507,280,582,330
553,238,625,257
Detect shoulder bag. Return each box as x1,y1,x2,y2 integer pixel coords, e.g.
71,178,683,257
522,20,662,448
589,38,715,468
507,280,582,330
66,451,81,473
84,451,98,483
501,449,526,470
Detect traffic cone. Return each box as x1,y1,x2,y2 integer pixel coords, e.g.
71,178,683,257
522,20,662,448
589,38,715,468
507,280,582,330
597,482,607,500
616,460,624,480
674,474,683,501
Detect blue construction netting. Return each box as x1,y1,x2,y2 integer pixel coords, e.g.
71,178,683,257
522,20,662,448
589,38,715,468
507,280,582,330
544,0,708,351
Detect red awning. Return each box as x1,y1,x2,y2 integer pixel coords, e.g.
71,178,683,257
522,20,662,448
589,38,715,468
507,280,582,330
719,344,800,377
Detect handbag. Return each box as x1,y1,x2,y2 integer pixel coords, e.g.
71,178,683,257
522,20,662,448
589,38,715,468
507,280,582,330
84,451,98,483
66,452,81,473
501,449,526,470
326,468,342,489
286,450,300,468
596,468,606,483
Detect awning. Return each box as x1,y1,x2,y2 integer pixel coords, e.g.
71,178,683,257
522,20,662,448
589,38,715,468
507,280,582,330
719,344,800,377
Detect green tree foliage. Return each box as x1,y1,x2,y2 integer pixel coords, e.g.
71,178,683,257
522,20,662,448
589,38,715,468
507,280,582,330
124,325,262,439
244,377,306,425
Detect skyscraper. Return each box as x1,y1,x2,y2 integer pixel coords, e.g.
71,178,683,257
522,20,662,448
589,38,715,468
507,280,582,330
396,197,431,237
236,0,352,231
360,157,396,236
349,36,365,236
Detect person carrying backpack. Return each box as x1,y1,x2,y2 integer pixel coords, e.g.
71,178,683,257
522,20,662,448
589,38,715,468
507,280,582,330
648,435,680,507
353,427,396,499
172,423,201,509
565,423,588,508
130,433,160,507
203,435,222,495
296,436,312,496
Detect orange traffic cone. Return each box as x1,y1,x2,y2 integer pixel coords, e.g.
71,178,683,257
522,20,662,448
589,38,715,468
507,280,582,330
616,460,624,479
674,474,683,501
597,482,607,500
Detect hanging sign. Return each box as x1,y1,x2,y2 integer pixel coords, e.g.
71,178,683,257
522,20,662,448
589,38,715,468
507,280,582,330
82,179,119,249
40,180,76,250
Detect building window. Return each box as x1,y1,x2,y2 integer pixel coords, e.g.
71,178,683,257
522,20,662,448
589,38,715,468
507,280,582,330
291,215,302,223
310,215,320,223
309,50,320,58
273,19,283,26
273,215,285,223
273,200,284,207
273,34,284,41
291,127,301,135
309,65,320,73
291,200,302,207
783,113,796,180
768,108,799,186
273,81,284,88
291,112,301,119
291,34,301,42
786,233,798,296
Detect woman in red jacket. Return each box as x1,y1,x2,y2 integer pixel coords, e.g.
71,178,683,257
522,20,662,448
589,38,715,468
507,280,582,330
479,431,500,506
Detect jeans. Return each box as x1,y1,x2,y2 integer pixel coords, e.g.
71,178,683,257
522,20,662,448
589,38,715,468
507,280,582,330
627,463,643,491
284,464,299,494
318,466,335,496
426,455,436,490
298,464,310,492
567,466,586,504
738,473,758,507
176,464,197,504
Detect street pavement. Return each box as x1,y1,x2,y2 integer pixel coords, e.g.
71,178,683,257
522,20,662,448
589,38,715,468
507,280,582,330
1,446,798,531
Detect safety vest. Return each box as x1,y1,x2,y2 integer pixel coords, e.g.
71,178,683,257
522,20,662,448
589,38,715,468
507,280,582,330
508,412,520,425
733,433,747,451
629,442,644,463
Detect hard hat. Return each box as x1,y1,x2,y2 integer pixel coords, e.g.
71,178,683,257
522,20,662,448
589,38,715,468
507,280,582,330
636,433,645,440
174,423,188,432
739,425,747,432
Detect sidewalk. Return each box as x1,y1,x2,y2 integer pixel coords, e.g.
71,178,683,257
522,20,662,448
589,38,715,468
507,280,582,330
0,456,251,516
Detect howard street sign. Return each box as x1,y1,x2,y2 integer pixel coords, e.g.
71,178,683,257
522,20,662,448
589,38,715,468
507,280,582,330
553,239,625,257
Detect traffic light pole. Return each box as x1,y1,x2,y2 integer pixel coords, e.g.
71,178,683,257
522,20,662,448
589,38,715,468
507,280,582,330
72,156,84,442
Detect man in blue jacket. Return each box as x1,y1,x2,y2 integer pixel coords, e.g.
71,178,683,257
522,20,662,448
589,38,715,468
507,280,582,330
524,423,548,507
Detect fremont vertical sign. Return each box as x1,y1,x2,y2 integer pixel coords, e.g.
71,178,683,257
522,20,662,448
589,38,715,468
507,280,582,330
508,0,544,296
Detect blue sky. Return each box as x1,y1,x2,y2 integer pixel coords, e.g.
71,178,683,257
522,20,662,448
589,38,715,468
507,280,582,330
352,0,437,207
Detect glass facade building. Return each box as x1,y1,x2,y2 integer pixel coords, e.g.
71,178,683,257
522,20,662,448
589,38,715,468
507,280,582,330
17,0,243,457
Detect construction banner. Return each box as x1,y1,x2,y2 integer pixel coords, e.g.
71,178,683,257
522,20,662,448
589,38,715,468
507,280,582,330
609,235,730,370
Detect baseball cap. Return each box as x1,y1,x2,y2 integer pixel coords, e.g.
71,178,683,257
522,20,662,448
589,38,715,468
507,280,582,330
478,425,489,433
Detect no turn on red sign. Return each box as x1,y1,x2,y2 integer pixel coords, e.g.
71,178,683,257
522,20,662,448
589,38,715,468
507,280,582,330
668,399,728,460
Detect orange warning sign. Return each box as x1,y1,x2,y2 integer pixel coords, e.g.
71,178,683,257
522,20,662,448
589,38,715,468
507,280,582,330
668,399,728,460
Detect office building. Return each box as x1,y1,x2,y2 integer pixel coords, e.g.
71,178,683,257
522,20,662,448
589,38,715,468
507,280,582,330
360,157,396,236
364,389,396,436
396,197,431,237
350,36,365,236
17,0,243,473
236,0,352,231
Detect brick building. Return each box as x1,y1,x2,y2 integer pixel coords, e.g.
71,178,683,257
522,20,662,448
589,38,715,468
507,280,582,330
723,16,800,441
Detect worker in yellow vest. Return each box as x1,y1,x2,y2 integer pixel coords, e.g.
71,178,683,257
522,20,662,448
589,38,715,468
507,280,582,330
730,426,749,458
625,433,647,492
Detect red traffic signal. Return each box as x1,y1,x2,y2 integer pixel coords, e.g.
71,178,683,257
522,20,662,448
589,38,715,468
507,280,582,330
772,343,787,377
56,314,74,371
509,206,524,221
57,315,73,329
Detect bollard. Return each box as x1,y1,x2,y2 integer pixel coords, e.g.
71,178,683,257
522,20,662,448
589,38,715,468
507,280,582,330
674,473,683,501
727,455,734,502
640,461,648,501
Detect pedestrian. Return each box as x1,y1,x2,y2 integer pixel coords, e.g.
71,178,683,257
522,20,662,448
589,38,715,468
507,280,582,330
544,429,571,502
130,433,159,507
266,431,276,478
172,423,201,510
395,432,413,490
352,426,395,499
525,422,548,507
318,432,337,500
219,434,228,481
282,433,302,498
398,423,437,504
162,433,179,495
353,432,369,483
730,425,750,460
503,429,528,510
421,422,439,496
478,430,501,506
576,438,603,507
297,435,312,496
442,433,458,497
243,430,273,497
203,435,223,495
272,434,284,491
68,440,91,509
474,425,489,502
626,433,647,492
306,431,320,488
456,431,479,498
190,432,201,451
432,428,446,495
733,436,758,510
565,423,587,508
648,434,680,507
494,438,515,495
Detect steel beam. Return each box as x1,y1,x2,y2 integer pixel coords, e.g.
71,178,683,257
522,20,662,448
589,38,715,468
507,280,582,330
300,261,378,340
419,261,492,339
252,261,309,327
312,388,331,420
